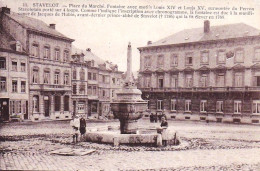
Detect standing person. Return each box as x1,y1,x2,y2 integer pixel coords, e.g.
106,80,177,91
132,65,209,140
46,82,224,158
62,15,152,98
70,115,80,143
160,116,168,146
80,116,87,140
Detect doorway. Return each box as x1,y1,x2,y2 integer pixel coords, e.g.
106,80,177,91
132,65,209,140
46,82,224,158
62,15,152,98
0,99,9,121
44,96,50,117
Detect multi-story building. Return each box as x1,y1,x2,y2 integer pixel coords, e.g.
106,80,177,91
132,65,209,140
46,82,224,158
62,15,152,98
138,20,260,124
72,48,123,118
71,52,88,117
0,28,29,121
1,7,74,121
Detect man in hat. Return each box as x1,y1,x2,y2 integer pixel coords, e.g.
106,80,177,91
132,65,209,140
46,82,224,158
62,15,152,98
70,115,80,143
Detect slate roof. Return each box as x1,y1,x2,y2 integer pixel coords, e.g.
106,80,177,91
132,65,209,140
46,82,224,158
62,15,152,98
0,29,26,54
5,12,74,41
72,46,119,71
139,23,260,48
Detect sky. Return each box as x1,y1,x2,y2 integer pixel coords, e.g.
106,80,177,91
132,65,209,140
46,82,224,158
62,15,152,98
1,0,260,73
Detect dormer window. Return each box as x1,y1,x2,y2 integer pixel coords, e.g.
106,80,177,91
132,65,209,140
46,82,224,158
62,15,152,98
91,60,95,67
16,41,22,52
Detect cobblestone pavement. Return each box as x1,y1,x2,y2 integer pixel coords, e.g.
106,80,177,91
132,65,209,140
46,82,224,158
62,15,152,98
0,119,260,170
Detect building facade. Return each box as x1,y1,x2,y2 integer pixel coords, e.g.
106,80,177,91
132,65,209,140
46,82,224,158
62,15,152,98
138,21,260,124
71,48,124,118
1,7,74,121
0,28,29,121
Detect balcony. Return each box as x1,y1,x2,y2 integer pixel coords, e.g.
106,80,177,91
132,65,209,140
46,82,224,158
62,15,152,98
139,86,260,92
30,84,71,91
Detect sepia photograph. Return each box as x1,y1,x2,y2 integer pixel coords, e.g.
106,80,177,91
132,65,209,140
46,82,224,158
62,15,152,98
0,0,260,170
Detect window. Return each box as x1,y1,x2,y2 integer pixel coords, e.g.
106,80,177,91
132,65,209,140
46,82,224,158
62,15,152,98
88,85,92,95
54,71,60,84
80,69,85,81
186,53,193,65
158,78,164,88
200,74,208,87
21,81,26,93
79,84,85,94
171,99,177,111
88,72,92,80
255,76,260,87
201,51,209,64
117,78,120,85
0,57,6,69
252,100,260,114
234,100,242,114
144,56,151,68
55,96,61,111
0,77,6,92
186,74,193,88
43,70,50,84
157,55,164,67
157,100,163,110
10,101,15,114
21,62,26,72
64,50,69,62
171,75,178,88
93,86,97,95
102,89,106,97
73,70,77,80
16,42,22,52
12,80,17,92
112,90,115,97
185,100,191,112
216,73,225,87
93,73,97,80
200,100,207,112
112,78,116,84
31,44,39,57
102,75,106,83
254,48,260,61
32,96,39,112
54,48,60,61
12,61,17,71
144,76,151,88
234,72,243,87
64,96,70,111
216,101,223,113
73,84,77,94
17,101,21,113
218,50,226,64
171,54,178,66
44,46,50,59
235,49,244,63
78,102,85,113
91,102,97,113
64,73,69,85
32,68,39,84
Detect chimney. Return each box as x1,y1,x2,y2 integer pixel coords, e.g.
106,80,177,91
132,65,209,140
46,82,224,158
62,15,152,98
204,20,210,33
1,7,10,14
49,24,55,29
86,48,91,52
147,41,152,45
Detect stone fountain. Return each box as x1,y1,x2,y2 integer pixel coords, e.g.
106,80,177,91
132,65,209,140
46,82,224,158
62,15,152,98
110,42,148,134
84,43,180,147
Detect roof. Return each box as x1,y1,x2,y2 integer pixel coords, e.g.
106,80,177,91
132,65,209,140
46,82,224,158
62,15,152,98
0,28,26,54
139,23,260,48
72,46,120,72
5,12,74,42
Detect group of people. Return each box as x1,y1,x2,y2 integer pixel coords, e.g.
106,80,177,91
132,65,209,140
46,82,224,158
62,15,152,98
70,115,87,143
150,112,167,123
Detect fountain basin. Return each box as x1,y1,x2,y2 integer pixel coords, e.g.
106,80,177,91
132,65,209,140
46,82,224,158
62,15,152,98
84,126,180,147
